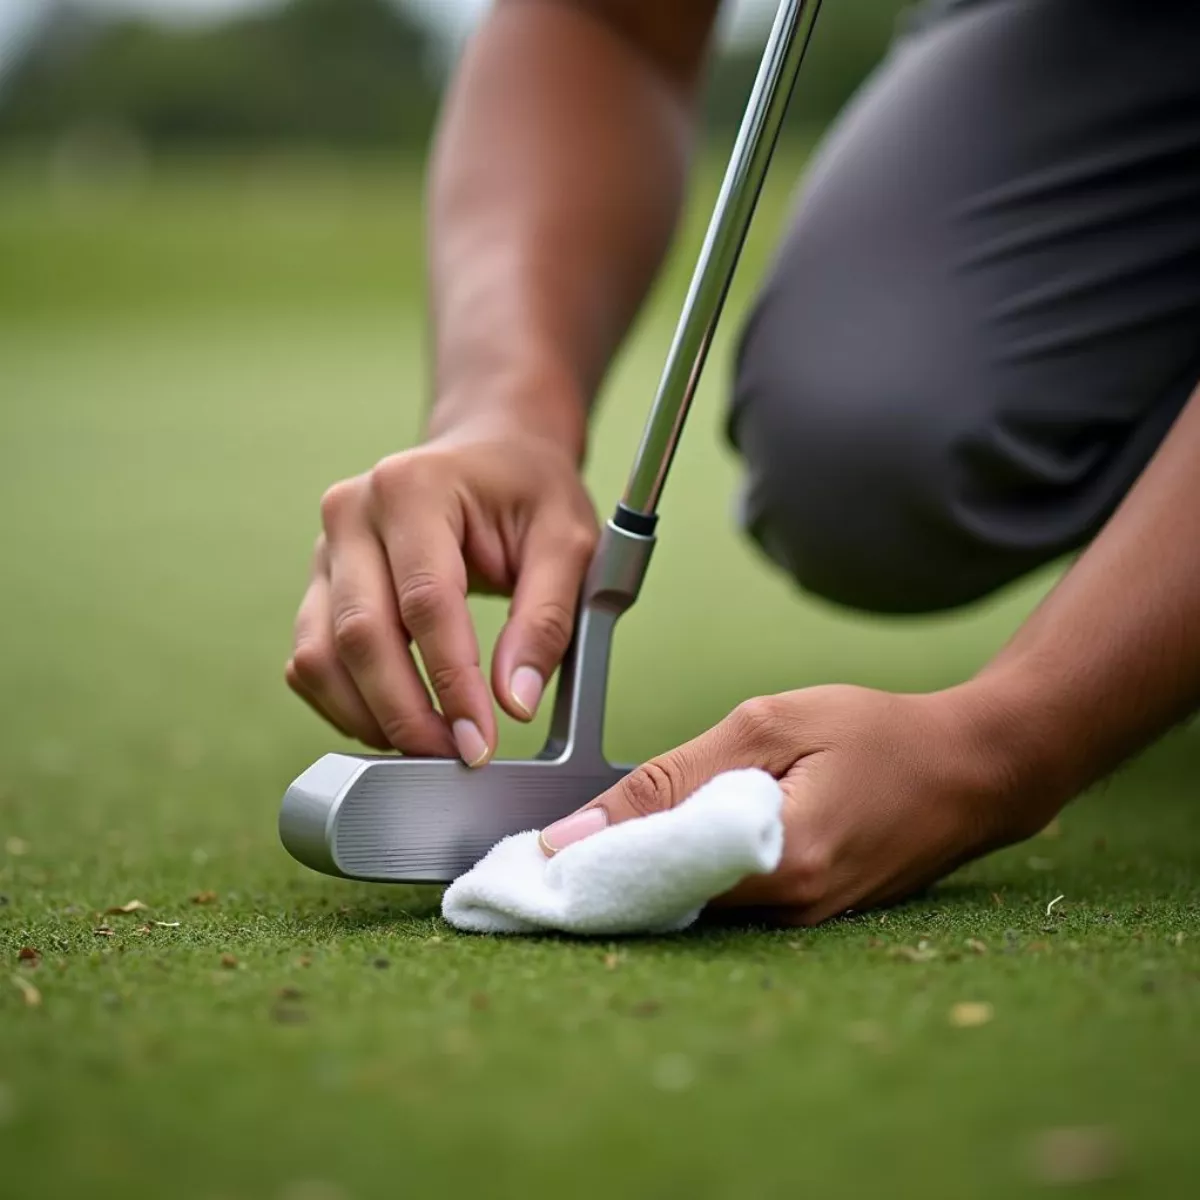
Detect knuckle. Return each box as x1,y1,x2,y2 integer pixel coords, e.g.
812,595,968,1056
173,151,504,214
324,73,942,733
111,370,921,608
562,522,598,562
397,571,452,631
331,606,379,664
377,712,418,751
525,600,576,655
319,479,359,529
729,694,790,745
426,660,471,701
289,641,332,688
377,711,439,755
370,451,440,501
622,758,680,818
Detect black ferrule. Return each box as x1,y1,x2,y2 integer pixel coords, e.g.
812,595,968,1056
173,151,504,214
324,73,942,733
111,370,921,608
612,502,658,538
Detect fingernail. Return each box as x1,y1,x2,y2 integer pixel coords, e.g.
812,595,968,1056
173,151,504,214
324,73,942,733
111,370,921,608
510,666,544,719
451,719,490,768
539,807,608,855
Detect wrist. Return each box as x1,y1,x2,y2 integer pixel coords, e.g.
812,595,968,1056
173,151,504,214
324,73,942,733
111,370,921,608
930,670,1083,842
428,359,589,463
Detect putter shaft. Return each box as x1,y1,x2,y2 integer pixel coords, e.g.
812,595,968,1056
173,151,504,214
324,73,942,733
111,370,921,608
620,0,823,520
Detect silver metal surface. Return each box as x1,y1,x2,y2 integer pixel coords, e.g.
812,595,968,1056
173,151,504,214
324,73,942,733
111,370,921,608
279,0,822,884
621,0,822,517
281,754,629,883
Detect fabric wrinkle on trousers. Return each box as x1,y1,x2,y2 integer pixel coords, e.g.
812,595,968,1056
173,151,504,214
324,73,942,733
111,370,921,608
728,0,1200,614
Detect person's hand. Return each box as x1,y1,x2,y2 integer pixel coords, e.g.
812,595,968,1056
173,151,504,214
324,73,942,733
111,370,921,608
286,419,598,763
537,683,1065,924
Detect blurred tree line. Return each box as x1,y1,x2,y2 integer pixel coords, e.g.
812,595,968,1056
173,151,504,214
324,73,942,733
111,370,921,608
0,0,910,153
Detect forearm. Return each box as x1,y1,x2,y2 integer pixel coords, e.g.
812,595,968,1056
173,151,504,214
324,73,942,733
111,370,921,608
425,0,718,459
972,385,1200,805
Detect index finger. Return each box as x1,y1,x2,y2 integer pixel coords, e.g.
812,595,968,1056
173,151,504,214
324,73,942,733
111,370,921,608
376,503,497,768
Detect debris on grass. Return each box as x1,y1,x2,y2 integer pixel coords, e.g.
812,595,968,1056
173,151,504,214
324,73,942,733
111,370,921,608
1027,1126,1121,1186
890,940,939,963
11,974,41,1008
191,890,218,905
991,892,1006,907
1046,894,1065,918
152,920,181,928
371,957,389,970
220,953,238,969
469,992,490,1013
16,947,40,966
949,1001,993,1028
603,951,622,970
277,986,303,1001
4,837,28,857
297,955,313,968
964,938,988,955
105,900,149,915
93,926,115,938
629,1000,662,1018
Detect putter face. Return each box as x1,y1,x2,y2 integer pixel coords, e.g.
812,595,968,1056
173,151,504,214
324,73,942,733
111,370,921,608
280,752,629,883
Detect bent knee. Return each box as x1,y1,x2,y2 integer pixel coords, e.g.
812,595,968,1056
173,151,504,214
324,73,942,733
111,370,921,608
730,311,1015,614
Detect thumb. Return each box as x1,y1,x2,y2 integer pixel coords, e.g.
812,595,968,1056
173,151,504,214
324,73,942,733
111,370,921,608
538,696,794,856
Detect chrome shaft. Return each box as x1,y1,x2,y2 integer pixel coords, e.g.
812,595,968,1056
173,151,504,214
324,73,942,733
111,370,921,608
620,0,823,517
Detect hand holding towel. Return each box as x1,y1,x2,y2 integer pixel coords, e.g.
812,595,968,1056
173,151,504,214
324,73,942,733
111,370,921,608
442,769,784,935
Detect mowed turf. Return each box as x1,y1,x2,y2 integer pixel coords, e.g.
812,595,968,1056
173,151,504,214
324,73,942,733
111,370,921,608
0,153,1197,1200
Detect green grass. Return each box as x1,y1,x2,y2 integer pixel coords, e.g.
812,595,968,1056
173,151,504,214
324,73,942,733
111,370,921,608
1,152,1197,1200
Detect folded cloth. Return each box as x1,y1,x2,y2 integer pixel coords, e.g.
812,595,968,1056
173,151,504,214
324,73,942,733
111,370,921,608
441,769,784,936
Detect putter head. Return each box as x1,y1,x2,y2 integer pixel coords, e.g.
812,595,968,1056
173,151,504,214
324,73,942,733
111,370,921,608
279,752,630,883
278,518,656,885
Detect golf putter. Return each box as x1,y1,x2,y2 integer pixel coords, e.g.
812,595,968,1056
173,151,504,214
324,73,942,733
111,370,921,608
279,0,824,883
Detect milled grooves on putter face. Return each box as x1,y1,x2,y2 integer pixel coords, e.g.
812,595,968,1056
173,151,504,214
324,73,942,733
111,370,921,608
279,0,824,884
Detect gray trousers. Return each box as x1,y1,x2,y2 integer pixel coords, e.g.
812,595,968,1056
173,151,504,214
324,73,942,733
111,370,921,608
730,0,1200,613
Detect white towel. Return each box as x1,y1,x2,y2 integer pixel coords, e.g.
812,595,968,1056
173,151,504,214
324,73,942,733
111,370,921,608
441,768,784,935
